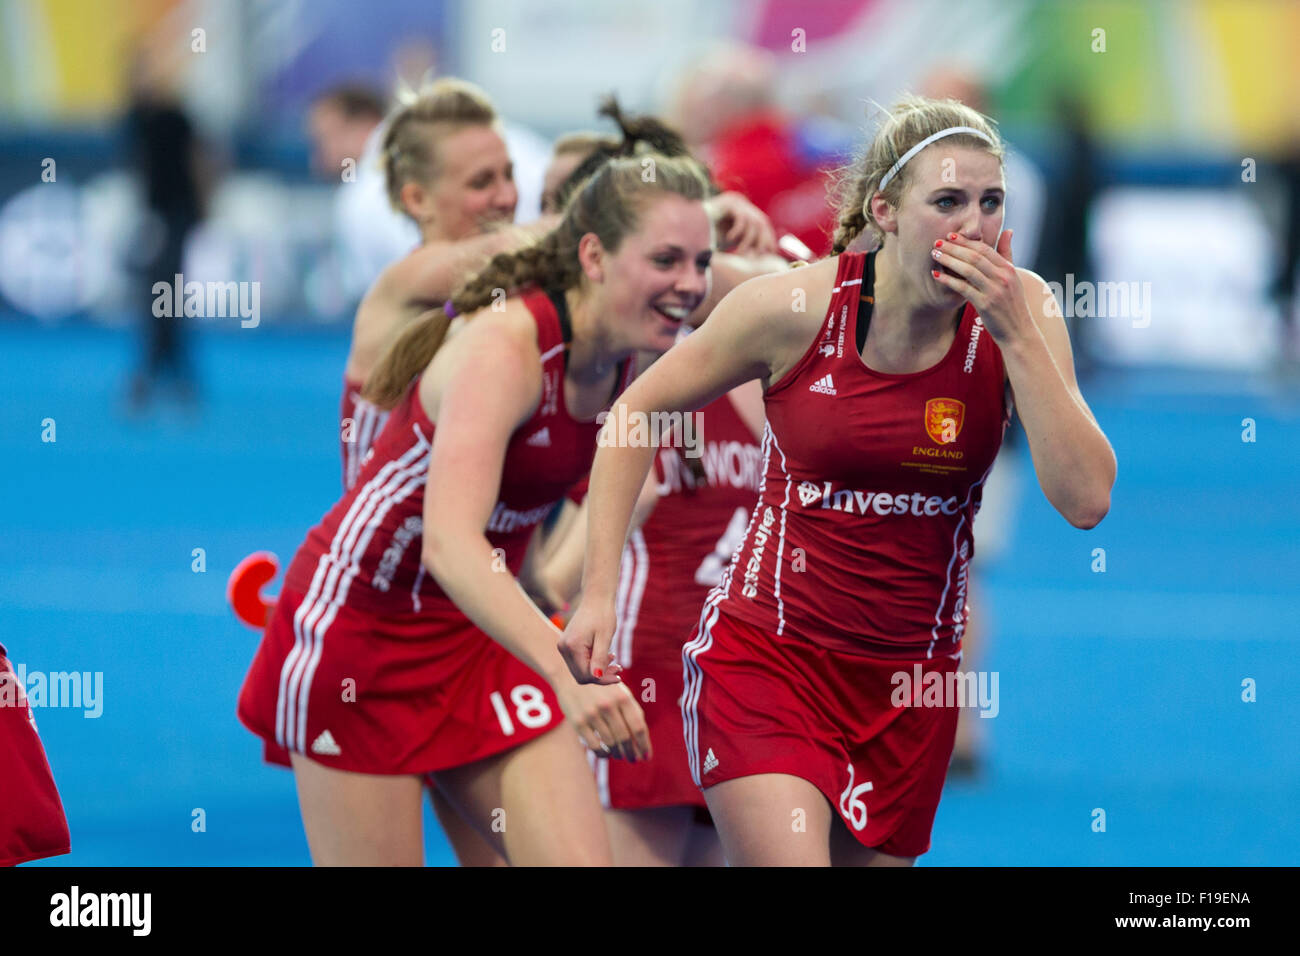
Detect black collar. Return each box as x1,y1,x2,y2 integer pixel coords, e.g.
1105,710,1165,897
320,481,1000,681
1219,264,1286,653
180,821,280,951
545,286,629,403
546,287,574,370
856,250,877,355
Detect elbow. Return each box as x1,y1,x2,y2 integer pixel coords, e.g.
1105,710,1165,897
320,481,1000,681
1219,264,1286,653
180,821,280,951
420,534,454,583
1067,495,1110,530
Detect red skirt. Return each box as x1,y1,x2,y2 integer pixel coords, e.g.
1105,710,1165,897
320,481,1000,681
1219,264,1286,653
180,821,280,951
681,604,961,857
238,587,564,776
0,650,71,866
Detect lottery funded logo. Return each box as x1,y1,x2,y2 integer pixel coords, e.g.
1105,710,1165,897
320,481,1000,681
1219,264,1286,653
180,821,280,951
924,397,965,446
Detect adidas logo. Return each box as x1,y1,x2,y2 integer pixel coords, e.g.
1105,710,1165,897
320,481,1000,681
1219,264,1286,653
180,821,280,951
702,748,719,774
525,427,551,447
311,730,341,756
809,374,837,395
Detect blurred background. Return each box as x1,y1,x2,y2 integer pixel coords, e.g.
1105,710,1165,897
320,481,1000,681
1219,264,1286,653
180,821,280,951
5,0,1298,865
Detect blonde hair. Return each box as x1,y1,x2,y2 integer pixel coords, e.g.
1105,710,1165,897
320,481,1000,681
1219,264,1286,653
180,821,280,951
381,77,498,217
830,95,1004,254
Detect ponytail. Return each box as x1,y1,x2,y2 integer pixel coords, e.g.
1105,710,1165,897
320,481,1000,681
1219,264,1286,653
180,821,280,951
360,307,450,409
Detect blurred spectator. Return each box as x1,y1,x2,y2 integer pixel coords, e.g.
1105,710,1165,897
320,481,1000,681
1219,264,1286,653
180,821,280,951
1035,92,1100,375
920,69,1046,274
308,83,419,304
1268,139,1300,369
123,55,209,412
668,42,842,257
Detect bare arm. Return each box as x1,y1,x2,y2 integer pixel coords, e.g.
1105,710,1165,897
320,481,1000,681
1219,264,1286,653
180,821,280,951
559,271,809,682
1002,267,1115,527
386,215,560,309
690,251,791,327
420,315,649,758
934,231,1115,528
533,464,660,614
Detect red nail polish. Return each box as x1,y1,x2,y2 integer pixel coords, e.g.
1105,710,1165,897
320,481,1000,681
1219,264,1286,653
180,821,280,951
948,233,957,240
593,667,603,677
932,270,941,278
934,239,943,247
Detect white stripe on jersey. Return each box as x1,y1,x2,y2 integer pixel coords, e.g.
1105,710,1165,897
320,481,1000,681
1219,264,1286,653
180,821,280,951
284,431,429,750
612,529,649,670
410,563,425,614
613,541,635,659
295,447,430,748
345,398,390,491
927,460,996,659
766,427,793,636
682,594,722,787
277,423,432,753
279,432,426,747
682,417,778,785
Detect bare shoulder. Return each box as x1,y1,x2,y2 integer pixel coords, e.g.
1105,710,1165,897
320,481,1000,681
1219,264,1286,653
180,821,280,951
346,252,429,379
707,256,837,343
436,296,540,372
420,296,543,422
735,255,838,313
703,256,838,386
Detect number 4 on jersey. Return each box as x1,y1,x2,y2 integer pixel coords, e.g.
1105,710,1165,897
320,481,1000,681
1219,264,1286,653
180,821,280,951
694,507,751,587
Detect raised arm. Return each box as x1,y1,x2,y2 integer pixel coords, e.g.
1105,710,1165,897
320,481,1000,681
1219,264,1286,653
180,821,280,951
933,230,1115,528
387,215,560,309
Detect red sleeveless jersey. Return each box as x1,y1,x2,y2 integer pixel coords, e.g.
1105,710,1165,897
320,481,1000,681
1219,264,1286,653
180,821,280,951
713,252,1011,660
611,391,763,667
340,374,391,491
286,287,635,617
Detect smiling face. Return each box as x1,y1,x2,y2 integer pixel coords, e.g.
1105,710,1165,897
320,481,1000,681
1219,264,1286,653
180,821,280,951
589,193,714,354
406,124,518,240
879,145,1005,304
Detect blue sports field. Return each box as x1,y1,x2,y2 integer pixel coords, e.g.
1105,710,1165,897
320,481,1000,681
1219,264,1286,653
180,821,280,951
6,320,1298,866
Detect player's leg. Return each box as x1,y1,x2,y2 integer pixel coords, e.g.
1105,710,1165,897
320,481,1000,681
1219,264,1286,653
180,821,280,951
681,815,725,866
428,783,508,867
432,723,612,866
949,599,982,776
289,752,424,866
703,773,834,866
602,806,694,866
828,818,916,867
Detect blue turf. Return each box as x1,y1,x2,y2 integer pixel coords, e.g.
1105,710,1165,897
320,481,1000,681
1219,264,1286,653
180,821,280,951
4,320,1297,866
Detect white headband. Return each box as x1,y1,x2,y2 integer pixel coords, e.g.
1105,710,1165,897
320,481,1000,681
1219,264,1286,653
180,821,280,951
878,126,994,192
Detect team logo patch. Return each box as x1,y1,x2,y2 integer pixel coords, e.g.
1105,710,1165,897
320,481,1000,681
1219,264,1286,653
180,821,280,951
797,480,822,506
924,398,965,445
